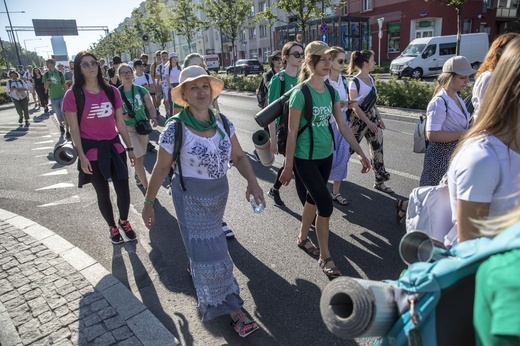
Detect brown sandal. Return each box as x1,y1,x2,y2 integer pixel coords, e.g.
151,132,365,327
318,257,342,279
297,238,320,256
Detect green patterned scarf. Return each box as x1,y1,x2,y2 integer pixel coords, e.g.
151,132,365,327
172,108,225,138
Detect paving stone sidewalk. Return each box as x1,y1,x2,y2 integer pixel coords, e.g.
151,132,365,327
0,209,179,346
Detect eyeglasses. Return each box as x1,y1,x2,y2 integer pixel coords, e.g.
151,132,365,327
272,56,282,62
80,60,99,69
336,59,345,65
120,71,133,77
288,52,303,59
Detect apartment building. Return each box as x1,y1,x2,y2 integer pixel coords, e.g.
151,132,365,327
114,0,518,67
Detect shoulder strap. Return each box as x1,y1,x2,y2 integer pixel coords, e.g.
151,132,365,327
341,75,350,99
8,80,12,89
73,87,85,126
278,71,286,98
172,119,186,191
353,77,360,93
300,84,315,160
217,113,231,137
145,73,151,84
45,71,49,80
118,85,134,113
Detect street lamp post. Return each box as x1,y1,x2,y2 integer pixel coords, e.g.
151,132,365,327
1,0,24,66
377,17,385,66
23,38,42,65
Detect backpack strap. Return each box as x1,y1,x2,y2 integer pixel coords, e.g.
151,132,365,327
145,73,151,84
353,77,360,93
299,84,315,160
172,119,186,191
217,113,231,138
277,71,286,98
72,87,85,126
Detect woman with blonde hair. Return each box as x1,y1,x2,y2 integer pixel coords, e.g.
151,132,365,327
446,36,520,246
326,46,352,205
419,56,474,187
279,41,370,278
471,33,518,119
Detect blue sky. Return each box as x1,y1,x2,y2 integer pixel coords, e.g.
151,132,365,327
1,0,143,59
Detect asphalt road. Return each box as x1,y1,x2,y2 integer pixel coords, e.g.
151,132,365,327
0,95,424,345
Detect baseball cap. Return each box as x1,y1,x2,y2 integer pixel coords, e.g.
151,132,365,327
442,56,476,76
169,52,178,58
112,56,122,65
304,41,336,57
270,50,282,58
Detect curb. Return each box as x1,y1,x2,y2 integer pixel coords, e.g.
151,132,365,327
0,208,180,346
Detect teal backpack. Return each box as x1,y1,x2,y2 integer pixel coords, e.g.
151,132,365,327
321,223,520,346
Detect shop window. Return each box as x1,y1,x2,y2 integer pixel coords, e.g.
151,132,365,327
388,23,400,53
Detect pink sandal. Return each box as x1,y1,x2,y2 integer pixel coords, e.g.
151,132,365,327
231,312,259,338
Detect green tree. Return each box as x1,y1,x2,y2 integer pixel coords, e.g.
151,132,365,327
168,0,205,54
425,0,469,54
144,0,172,49
131,8,149,53
275,0,342,43
204,0,252,76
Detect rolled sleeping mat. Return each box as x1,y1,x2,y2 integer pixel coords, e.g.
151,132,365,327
54,141,78,166
254,84,299,128
399,231,450,265
252,129,274,167
320,277,398,339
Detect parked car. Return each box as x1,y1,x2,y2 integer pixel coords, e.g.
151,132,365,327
226,59,264,76
390,33,488,78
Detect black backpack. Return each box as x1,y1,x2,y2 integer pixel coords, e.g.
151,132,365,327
276,82,335,159
463,93,474,116
171,113,231,191
72,86,115,125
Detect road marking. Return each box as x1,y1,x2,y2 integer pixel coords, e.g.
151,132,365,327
40,135,52,138
35,154,52,158
350,160,420,181
38,195,80,207
41,169,68,176
32,146,54,151
36,183,74,191
34,140,54,144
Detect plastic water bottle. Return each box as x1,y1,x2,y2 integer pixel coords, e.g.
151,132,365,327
249,195,264,214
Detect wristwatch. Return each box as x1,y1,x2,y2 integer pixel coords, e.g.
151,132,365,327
126,147,134,152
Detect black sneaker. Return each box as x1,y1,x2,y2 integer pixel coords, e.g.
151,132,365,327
268,188,285,207
25,121,30,126
118,219,137,241
44,106,49,113
110,226,124,244
65,132,71,140
222,222,235,239
147,142,155,152
60,124,65,134
18,117,23,124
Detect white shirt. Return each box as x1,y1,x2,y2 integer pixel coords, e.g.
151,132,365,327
22,71,33,86
471,70,492,120
348,75,376,104
6,79,28,100
447,134,520,244
159,119,236,179
167,66,181,85
134,73,152,87
426,89,470,132
326,75,349,122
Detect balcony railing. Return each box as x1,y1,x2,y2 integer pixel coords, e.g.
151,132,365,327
496,6,518,18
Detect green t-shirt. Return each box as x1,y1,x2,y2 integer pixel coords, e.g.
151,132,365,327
267,71,299,105
474,248,520,346
288,82,339,160
42,69,66,99
121,85,149,126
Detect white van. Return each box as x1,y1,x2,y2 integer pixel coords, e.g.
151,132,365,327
203,54,220,72
390,33,488,78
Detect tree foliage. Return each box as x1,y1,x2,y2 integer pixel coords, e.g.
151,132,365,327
169,0,205,53
0,40,44,68
275,0,343,42
144,0,172,49
204,0,252,73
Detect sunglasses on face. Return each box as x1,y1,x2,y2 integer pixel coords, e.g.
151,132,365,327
288,51,303,59
272,56,282,62
120,71,133,77
80,60,99,69
336,59,345,64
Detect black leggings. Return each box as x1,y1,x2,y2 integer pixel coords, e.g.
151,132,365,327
89,153,130,227
293,155,333,217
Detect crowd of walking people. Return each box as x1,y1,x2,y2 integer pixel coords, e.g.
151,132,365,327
5,32,520,341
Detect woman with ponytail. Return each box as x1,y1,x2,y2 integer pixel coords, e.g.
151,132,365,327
279,41,370,279
348,50,392,193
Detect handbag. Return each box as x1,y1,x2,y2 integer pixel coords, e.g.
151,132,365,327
413,115,427,153
406,175,456,245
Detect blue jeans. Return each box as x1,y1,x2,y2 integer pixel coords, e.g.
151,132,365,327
50,97,65,122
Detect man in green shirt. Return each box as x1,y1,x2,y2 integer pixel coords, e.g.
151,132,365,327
43,58,69,137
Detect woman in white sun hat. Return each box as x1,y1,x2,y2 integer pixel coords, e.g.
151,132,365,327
142,66,264,337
